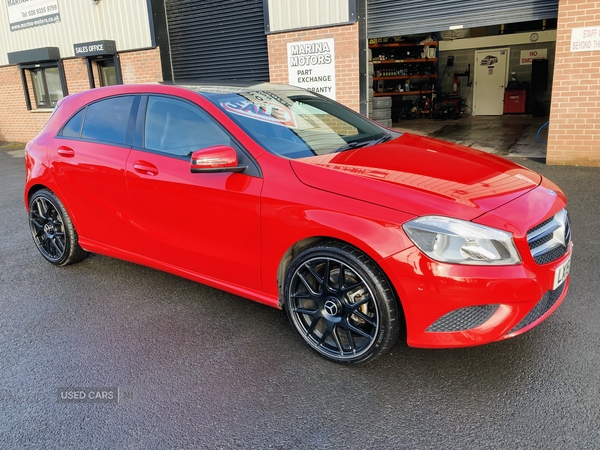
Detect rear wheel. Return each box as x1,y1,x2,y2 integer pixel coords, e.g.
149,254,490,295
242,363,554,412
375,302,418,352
29,189,88,266
284,242,400,364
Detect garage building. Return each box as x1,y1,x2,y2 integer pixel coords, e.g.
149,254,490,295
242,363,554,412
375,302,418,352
1,0,598,166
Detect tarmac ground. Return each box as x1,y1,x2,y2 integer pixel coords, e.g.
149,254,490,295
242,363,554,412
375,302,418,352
2,129,600,448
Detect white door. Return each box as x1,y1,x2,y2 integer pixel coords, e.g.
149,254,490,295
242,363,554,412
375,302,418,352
473,48,509,116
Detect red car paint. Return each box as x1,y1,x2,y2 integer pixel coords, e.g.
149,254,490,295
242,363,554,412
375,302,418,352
24,83,571,350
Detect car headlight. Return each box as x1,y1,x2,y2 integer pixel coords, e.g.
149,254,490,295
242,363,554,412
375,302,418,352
402,216,521,265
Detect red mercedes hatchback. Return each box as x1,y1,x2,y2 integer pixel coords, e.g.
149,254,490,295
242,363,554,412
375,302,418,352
25,82,572,364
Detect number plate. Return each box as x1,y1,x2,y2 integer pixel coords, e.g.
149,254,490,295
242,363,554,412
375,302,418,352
553,254,571,290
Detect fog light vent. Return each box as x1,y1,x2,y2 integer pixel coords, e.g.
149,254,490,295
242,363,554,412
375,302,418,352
427,304,499,332
507,282,566,335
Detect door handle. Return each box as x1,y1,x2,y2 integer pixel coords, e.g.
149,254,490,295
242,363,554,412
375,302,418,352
57,146,75,158
133,160,159,176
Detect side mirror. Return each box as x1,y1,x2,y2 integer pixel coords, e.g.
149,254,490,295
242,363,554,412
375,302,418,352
190,145,247,173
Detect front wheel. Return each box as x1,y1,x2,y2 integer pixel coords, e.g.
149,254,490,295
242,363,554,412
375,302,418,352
29,189,89,266
284,242,400,364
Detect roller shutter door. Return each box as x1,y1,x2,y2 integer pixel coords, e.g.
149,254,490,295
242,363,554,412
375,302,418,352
367,0,559,38
165,0,269,81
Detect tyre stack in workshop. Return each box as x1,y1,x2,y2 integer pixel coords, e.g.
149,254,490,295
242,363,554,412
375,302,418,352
371,96,392,129
368,49,393,128
368,60,374,117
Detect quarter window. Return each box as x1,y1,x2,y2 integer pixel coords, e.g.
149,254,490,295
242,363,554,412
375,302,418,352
61,109,86,138
81,96,135,145
144,96,231,157
30,67,63,108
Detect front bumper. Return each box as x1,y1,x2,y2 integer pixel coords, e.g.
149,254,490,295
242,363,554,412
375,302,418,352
380,240,572,349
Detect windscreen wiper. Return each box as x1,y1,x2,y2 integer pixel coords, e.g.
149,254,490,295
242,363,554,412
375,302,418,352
369,134,392,146
333,140,370,153
333,134,392,153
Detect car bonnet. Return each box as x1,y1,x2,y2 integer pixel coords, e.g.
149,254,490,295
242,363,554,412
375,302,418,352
290,132,541,220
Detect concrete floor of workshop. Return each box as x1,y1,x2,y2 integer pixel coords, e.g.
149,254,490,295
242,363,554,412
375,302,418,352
391,114,550,160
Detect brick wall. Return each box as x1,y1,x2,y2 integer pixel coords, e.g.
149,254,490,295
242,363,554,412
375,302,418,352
547,1,600,166
120,47,163,84
0,66,52,142
0,47,162,143
63,58,93,94
267,23,360,112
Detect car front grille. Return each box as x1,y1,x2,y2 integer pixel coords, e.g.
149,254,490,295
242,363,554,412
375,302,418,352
506,281,566,335
527,209,571,265
426,304,499,332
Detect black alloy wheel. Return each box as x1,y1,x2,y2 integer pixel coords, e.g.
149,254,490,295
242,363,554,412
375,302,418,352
284,242,400,364
29,189,88,266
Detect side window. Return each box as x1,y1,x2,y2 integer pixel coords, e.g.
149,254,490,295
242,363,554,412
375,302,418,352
144,96,231,157
60,109,86,138
81,96,135,145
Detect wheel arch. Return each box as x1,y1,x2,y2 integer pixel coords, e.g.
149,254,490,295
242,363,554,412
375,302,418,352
280,238,405,363
25,184,50,209
276,236,325,308
25,184,81,232
276,236,406,328
27,187,89,266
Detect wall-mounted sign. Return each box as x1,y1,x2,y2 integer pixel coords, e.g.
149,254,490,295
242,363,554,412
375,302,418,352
74,40,117,58
570,27,600,52
519,49,547,65
7,0,61,32
287,38,336,100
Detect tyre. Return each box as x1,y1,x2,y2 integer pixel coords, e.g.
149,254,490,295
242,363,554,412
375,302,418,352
29,189,89,266
377,118,393,128
284,242,400,364
372,96,392,108
370,108,391,120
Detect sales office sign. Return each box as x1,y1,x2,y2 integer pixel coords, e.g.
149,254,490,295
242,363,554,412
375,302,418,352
74,40,117,57
288,38,336,100
7,0,61,32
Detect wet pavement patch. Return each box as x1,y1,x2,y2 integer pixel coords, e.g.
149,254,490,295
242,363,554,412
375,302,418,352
429,122,531,155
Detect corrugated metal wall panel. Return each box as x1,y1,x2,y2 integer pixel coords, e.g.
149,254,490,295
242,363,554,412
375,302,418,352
0,0,153,66
166,0,269,81
367,0,559,38
267,0,350,33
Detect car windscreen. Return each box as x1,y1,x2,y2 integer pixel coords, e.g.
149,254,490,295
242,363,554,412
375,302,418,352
204,90,389,159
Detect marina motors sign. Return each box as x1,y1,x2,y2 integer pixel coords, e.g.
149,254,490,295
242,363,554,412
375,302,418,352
7,0,60,31
288,38,336,100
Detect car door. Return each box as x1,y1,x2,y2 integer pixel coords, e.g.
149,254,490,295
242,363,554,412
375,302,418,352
49,95,138,251
125,95,264,290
